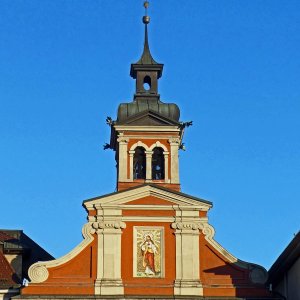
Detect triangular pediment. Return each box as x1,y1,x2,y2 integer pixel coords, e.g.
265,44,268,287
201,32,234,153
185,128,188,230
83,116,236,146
118,110,180,126
83,184,212,211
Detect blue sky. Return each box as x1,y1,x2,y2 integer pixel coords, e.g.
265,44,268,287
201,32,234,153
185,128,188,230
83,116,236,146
1,0,299,270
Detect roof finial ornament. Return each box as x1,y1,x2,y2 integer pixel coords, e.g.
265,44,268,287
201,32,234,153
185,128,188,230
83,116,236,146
142,1,150,24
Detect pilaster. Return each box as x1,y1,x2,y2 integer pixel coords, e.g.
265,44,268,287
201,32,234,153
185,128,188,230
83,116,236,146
117,136,129,182
171,222,203,296
128,150,135,181
163,151,169,183
168,138,180,184
145,150,153,182
93,212,126,296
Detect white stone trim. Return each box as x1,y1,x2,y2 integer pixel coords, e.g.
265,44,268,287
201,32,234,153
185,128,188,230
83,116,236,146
172,220,203,296
128,150,135,181
133,226,165,278
117,136,129,181
145,150,153,181
120,204,209,211
93,207,125,296
149,141,168,151
164,152,169,183
129,141,150,151
168,138,180,184
122,135,179,140
114,125,180,132
122,216,175,222
28,222,95,283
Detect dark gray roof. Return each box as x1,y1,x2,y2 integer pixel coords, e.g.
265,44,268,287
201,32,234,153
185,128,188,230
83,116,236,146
268,231,300,286
130,24,163,79
117,101,180,124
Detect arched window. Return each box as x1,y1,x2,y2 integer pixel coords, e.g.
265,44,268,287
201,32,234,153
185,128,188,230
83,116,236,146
133,147,146,179
152,147,165,180
143,75,151,91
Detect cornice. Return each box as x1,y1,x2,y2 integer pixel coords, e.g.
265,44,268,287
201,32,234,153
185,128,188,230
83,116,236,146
114,125,180,132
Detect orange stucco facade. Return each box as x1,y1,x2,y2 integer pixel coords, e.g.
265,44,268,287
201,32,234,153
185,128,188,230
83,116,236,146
22,193,272,298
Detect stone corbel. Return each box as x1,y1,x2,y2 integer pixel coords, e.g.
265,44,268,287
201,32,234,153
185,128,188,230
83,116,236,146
28,221,96,283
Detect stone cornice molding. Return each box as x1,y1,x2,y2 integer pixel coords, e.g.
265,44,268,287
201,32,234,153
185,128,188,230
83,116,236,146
28,222,95,283
109,204,209,211
114,125,180,132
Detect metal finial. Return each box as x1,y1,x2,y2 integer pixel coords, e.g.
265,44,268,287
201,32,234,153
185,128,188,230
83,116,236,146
142,1,150,24
144,1,149,14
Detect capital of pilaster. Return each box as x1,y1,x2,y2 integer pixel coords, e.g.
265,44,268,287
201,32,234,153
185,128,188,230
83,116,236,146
117,137,129,143
168,138,180,145
171,222,202,231
91,221,126,233
145,150,153,156
128,150,135,155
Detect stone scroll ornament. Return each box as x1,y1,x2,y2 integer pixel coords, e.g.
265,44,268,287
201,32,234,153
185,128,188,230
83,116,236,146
28,222,96,283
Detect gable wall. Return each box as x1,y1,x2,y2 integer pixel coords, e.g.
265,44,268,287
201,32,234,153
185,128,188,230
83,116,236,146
22,236,97,295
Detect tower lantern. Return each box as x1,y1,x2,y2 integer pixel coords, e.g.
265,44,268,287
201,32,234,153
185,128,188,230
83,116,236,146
110,7,182,192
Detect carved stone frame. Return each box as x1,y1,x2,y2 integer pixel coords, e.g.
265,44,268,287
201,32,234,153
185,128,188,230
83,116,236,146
133,226,165,278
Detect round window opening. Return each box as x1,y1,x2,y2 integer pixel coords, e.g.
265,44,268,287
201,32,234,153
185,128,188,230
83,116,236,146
143,82,150,90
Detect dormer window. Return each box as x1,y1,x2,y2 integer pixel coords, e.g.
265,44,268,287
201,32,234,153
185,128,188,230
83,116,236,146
133,147,146,179
152,147,165,180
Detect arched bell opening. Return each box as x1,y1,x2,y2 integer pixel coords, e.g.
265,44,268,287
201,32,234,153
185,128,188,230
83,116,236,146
151,147,165,180
143,75,151,91
133,147,146,179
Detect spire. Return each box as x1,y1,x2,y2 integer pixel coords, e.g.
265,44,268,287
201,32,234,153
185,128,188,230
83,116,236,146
130,1,163,79
136,13,158,65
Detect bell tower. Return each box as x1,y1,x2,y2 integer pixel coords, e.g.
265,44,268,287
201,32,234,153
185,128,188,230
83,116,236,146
109,3,183,192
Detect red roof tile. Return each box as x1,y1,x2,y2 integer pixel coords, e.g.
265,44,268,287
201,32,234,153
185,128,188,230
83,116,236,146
0,231,14,242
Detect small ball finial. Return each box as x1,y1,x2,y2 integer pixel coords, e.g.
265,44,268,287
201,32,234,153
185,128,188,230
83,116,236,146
144,1,149,10
143,15,150,24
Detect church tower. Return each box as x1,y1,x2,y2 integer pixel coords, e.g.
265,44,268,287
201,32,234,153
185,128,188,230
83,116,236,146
110,11,182,192
21,3,276,300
